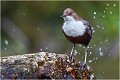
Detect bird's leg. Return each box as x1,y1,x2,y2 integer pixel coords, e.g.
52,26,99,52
69,44,75,61
84,46,88,63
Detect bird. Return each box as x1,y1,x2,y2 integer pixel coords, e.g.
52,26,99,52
61,8,93,63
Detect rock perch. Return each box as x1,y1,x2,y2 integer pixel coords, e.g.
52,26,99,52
0,52,95,79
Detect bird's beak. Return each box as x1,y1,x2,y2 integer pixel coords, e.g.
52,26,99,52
61,15,66,17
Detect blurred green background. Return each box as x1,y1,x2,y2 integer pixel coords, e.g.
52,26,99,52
1,1,119,79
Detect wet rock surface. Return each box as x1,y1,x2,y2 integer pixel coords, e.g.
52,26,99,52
0,52,95,79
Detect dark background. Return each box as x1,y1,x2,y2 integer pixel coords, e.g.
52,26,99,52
1,1,119,79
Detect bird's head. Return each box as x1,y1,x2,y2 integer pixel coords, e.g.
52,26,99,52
61,8,78,21
61,8,83,22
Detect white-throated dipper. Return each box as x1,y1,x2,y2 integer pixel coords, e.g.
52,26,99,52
61,8,93,63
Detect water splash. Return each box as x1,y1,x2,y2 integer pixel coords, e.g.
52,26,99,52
93,58,95,61
99,48,102,51
105,39,108,42
113,4,116,6
110,11,112,14
93,44,96,47
89,52,92,55
5,40,8,45
96,25,100,28
46,47,48,50
94,12,96,15
103,11,106,13
87,65,90,70
4,48,7,50
103,15,105,18
107,4,109,6
90,74,94,79
92,30,95,33
40,48,43,51
102,27,104,30
88,60,92,63
100,52,104,56
93,16,96,19
74,50,78,55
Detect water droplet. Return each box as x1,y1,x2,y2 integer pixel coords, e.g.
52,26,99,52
87,65,90,70
40,49,42,51
93,16,96,18
94,12,96,15
100,51,104,56
107,4,109,6
90,74,94,79
106,39,108,42
74,50,77,55
110,11,112,14
5,40,8,45
88,60,92,63
102,27,104,29
113,4,116,6
46,47,48,49
87,46,89,48
4,48,7,50
96,25,100,28
90,52,92,55
91,27,94,30
93,58,95,61
103,15,105,17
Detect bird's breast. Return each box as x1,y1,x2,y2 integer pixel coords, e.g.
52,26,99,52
62,21,86,37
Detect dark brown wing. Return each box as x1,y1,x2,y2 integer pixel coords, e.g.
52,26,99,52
81,20,93,38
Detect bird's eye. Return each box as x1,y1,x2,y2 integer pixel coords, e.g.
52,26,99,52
69,12,73,15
